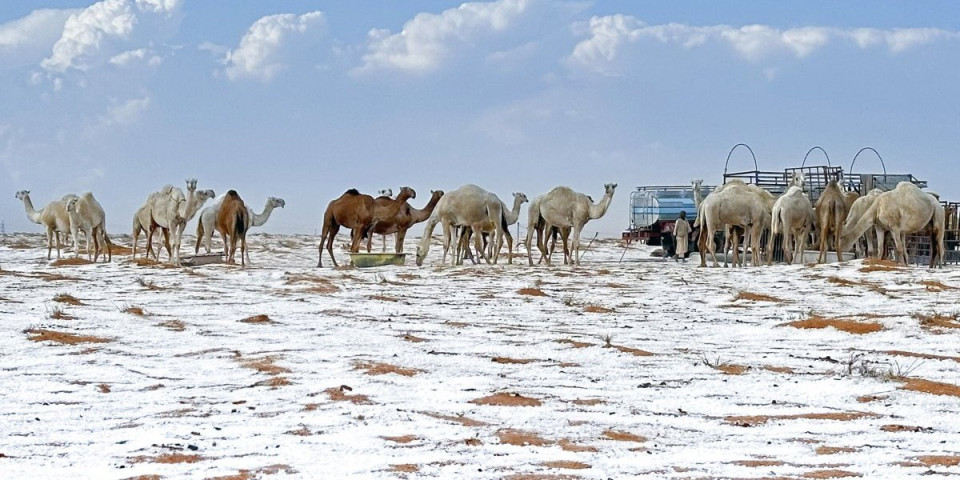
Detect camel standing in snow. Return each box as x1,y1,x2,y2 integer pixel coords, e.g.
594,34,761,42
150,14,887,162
840,182,945,267
65,192,113,262
415,184,505,267
196,196,286,255
525,184,616,266
459,192,528,264
16,190,77,259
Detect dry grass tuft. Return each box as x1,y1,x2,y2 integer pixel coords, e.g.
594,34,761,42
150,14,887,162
732,460,785,467
389,464,419,473
914,455,960,467
884,349,960,363
240,356,291,375
470,392,542,407
324,386,372,404
898,377,960,397
369,294,399,302
602,430,647,443
26,329,112,345
801,469,862,478
857,395,887,403
401,334,428,343
571,398,605,406
252,377,292,388
613,345,655,357
123,306,146,316
492,357,536,364
108,244,134,255
286,426,312,436
785,314,884,334
130,453,205,464
763,365,796,374
733,291,786,303
53,293,84,305
354,360,420,377
49,307,75,320
556,338,593,348
496,429,552,447
381,435,418,444
816,446,857,455
583,305,614,313
517,287,548,297
558,439,598,453
541,461,591,470
157,320,186,332
284,274,339,294
827,276,859,286
859,258,901,273
920,279,958,291
239,314,274,324
51,257,93,267
98,384,111,393
422,412,487,427
712,363,750,375
725,411,877,427
912,311,960,330
880,424,931,433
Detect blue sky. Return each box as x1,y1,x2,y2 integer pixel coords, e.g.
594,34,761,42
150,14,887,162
2,0,959,237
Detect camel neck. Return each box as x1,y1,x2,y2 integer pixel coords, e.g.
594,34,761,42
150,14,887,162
21,196,42,224
251,203,275,227
589,193,613,219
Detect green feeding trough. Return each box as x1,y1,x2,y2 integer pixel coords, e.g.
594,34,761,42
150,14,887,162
349,252,406,268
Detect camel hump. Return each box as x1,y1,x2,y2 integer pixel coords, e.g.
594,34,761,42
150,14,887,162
344,188,361,196
226,190,240,199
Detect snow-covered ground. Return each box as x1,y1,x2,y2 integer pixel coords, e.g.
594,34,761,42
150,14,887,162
2,232,959,479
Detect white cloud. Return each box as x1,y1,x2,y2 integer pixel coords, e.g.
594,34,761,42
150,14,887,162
567,15,960,74
109,48,162,67
41,0,181,73
100,96,151,126
224,11,326,82
356,0,530,74
0,8,78,66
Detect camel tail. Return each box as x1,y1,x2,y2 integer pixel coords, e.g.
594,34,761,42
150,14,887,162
771,204,783,235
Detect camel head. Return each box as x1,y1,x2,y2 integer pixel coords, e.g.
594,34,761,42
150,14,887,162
513,192,529,204
377,188,393,198
430,190,444,200
604,183,618,195
197,189,216,202
269,197,286,208
790,171,805,189
15,190,29,200
64,197,78,213
185,178,198,192
398,186,417,201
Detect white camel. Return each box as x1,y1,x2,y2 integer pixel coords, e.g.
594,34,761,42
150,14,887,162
840,182,945,267
136,179,214,265
458,192,528,264
697,181,769,268
415,184,505,267
525,184,617,267
16,190,77,259
842,188,884,258
65,192,112,262
770,185,814,265
196,196,285,254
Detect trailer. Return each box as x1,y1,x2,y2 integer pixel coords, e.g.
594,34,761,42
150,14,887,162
622,184,714,247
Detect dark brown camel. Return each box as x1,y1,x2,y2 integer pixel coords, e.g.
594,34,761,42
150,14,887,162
318,189,377,267
217,190,249,266
366,186,416,252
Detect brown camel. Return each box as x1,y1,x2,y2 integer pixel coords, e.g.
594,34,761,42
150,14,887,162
366,186,417,253
379,189,444,254
217,190,249,266
815,176,850,263
318,189,378,267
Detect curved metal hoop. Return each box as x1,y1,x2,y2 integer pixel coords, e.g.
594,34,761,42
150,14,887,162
850,147,886,176
723,143,758,175
801,146,831,168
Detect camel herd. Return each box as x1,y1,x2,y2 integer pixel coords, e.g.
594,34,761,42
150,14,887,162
14,179,285,266
693,172,947,268
12,174,947,269
317,183,617,268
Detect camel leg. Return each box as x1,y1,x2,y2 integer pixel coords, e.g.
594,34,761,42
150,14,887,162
240,233,247,267
833,217,844,263
782,231,793,265
524,223,536,266
818,226,828,263
395,230,406,255
543,222,555,266
891,230,907,266
571,225,582,267
503,228,513,265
